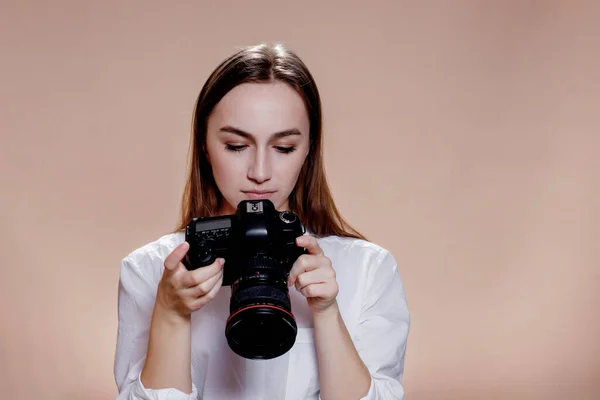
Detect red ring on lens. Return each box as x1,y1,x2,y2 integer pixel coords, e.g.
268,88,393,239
226,304,296,324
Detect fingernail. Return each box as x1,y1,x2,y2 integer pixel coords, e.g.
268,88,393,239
181,242,189,250
219,258,225,266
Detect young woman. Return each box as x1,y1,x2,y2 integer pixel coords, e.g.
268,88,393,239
114,43,410,400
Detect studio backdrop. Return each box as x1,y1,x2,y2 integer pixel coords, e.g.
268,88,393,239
1,1,599,399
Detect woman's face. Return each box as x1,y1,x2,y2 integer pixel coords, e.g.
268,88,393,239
205,81,311,215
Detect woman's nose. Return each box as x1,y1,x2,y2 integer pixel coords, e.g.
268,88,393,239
247,150,271,183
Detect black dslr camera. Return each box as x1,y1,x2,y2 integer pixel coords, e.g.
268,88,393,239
182,199,307,360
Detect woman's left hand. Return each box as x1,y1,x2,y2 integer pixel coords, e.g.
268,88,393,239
287,235,339,314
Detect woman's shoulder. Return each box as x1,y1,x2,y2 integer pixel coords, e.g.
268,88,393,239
317,234,391,255
316,235,406,303
118,231,185,284
316,234,397,268
121,231,185,268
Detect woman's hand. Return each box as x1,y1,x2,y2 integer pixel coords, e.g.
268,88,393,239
156,241,224,319
287,235,339,314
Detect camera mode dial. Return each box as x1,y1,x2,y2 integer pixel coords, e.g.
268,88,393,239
279,211,297,224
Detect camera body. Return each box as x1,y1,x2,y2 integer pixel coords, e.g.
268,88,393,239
182,199,307,360
183,199,306,284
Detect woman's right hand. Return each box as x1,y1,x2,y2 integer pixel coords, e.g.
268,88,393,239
156,241,225,319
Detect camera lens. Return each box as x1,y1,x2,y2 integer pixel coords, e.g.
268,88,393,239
225,256,297,359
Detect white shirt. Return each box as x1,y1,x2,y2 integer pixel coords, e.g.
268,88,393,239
114,231,410,400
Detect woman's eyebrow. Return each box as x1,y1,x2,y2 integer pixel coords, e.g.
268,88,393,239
219,125,302,140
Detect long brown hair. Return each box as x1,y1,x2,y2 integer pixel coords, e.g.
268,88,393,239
174,43,365,240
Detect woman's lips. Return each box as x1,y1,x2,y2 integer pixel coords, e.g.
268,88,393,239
242,191,276,200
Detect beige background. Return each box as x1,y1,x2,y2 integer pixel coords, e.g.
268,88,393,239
1,1,599,399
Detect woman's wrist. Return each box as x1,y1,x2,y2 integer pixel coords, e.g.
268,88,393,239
312,300,341,322
153,297,191,327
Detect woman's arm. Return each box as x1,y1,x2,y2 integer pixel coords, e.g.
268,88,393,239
139,242,198,393
313,301,371,400
140,303,193,393
346,249,410,400
288,236,410,400
115,254,199,400
115,242,223,399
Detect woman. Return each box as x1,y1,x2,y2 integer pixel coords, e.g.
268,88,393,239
114,43,410,400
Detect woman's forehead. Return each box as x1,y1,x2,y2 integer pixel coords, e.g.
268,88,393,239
209,81,310,138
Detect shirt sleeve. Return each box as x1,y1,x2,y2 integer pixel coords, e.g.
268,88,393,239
354,248,411,400
114,256,199,400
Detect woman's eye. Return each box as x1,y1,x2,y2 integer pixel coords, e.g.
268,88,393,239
275,146,296,154
225,144,296,153
225,144,247,152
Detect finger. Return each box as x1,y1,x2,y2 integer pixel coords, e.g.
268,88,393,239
164,242,190,271
296,235,323,256
189,271,224,309
180,258,225,288
298,282,335,299
295,267,335,292
182,268,224,298
287,254,326,287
